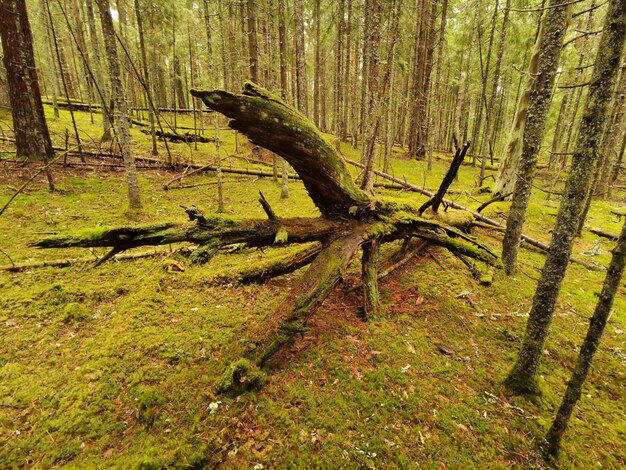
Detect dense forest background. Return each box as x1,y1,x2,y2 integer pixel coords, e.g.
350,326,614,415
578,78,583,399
1,0,623,190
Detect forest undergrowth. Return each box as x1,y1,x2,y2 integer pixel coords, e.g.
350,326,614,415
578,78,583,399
0,106,624,468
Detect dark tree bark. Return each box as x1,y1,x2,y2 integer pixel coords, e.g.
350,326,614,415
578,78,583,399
0,0,55,164
501,0,572,275
505,0,626,395
544,217,626,458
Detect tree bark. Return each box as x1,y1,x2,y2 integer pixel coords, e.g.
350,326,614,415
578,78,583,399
505,0,626,395
493,12,545,197
501,0,572,275
596,61,626,197
0,0,55,166
246,0,259,83
96,0,141,209
544,217,626,458
294,0,308,116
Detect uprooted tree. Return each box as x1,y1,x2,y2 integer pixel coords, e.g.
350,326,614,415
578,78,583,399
33,82,500,395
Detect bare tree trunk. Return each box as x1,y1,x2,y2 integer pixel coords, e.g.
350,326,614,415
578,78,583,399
41,0,61,119
96,0,141,209
433,0,449,150
134,0,157,156
596,61,626,197
501,1,571,275
475,0,498,172
360,0,383,193
505,0,625,395
483,0,510,168
247,0,258,82
342,0,352,142
294,0,308,116
85,0,112,140
202,0,213,85
313,0,321,128
277,0,289,199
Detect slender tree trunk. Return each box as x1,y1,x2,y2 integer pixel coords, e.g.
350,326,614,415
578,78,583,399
41,0,61,119
333,0,344,136
313,0,321,128
247,0,258,82
134,0,157,156
96,0,141,209
202,0,213,86
475,0,498,170
342,0,352,142
294,0,308,116
433,0,449,150
85,0,112,140
483,0,510,166
277,0,289,199
505,0,625,395
501,1,571,275
545,217,626,458
596,61,626,197
360,0,383,193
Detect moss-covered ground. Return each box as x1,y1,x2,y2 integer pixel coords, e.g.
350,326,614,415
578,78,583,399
0,106,625,468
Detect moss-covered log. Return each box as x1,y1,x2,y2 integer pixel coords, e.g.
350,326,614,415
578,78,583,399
32,215,354,252
191,83,370,217
32,82,508,393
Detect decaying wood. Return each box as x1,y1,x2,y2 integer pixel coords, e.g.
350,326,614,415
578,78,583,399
590,227,619,241
419,142,470,213
0,248,192,272
342,157,604,271
33,82,504,394
140,129,215,143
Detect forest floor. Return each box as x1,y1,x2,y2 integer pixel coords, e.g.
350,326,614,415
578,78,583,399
0,106,625,469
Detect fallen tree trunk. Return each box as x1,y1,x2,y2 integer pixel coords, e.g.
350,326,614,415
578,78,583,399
590,228,619,241
141,129,216,143
342,157,604,271
34,82,503,394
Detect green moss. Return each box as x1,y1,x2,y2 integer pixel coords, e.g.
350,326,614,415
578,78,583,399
436,209,475,228
62,302,90,324
1,102,624,469
216,359,266,396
